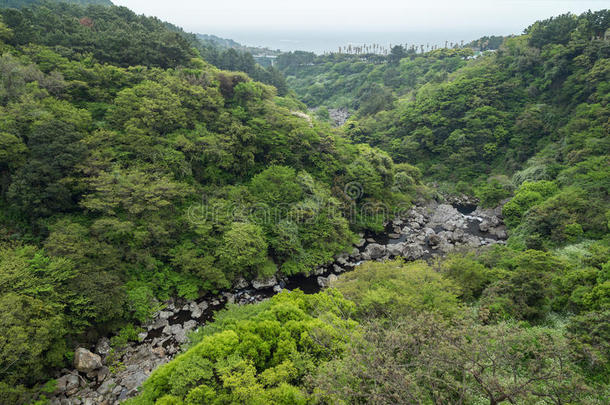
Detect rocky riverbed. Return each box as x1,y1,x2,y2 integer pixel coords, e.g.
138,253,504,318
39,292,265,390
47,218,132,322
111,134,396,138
49,200,507,405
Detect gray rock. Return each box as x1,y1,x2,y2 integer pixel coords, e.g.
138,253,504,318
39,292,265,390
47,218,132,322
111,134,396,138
364,243,386,260
403,244,425,260
317,274,338,288
148,318,169,331
172,325,187,344
386,242,405,257
333,264,344,273
183,320,197,331
97,366,109,382
223,292,235,304
252,276,277,290
97,378,115,395
428,234,441,246
55,374,79,395
429,204,461,226
112,384,123,396
355,238,366,248
121,371,148,391
388,233,401,239
137,332,148,341
336,255,349,266
95,337,111,357
273,285,283,293
479,221,490,232
233,277,250,290
157,311,172,320
74,348,102,373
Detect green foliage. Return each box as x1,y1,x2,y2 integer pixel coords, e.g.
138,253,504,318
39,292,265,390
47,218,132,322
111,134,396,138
278,48,470,114
333,259,461,319
125,290,356,404
0,4,412,393
474,178,512,207
502,180,558,227
313,315,596,405
0,244,75,386
217,222,269,279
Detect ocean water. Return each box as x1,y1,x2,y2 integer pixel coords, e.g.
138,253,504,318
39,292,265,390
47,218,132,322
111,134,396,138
201,29,518,54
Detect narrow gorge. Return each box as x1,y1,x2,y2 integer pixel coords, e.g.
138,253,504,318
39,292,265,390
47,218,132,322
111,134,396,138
50,198,508,405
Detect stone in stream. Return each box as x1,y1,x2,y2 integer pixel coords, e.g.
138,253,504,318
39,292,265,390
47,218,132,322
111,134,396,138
233,277,250,290
317,274,338,288
252,276,277,290
386,242,406,257
52,200,509,405
364,243,386,260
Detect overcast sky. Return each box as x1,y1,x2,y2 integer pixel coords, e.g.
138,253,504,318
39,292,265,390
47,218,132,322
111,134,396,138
111,0,608,51
112,0,607,32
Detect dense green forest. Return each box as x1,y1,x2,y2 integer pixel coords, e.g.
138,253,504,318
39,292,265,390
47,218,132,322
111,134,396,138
0,1,608,403
0,1,419,402
278,47,472,114
0,0,288,91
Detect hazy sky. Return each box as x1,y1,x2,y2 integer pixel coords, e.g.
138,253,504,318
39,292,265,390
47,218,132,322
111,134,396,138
111,0,608,51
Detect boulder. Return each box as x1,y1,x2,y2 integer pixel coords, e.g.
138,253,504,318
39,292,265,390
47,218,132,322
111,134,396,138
386,242,405,257
364,243,386,260
479,221,490,232
233,277,250,290
317,274,338,288
120,371,148,391
148,318,169,331
74,348,102,373
183,320,197,332
97,378,115,395
54,374,79,395
189,301,204,319
95,338,111,357
427,234,441,247
403,244,425,260
252,276,277,290
97,366,109,383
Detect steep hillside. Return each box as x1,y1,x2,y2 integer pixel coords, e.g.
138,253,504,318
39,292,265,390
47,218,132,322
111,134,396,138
278,47,472,116
0,1,288,92
126,11,609,405
346,10,609,249
0,6,421,403
0,5,608,405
